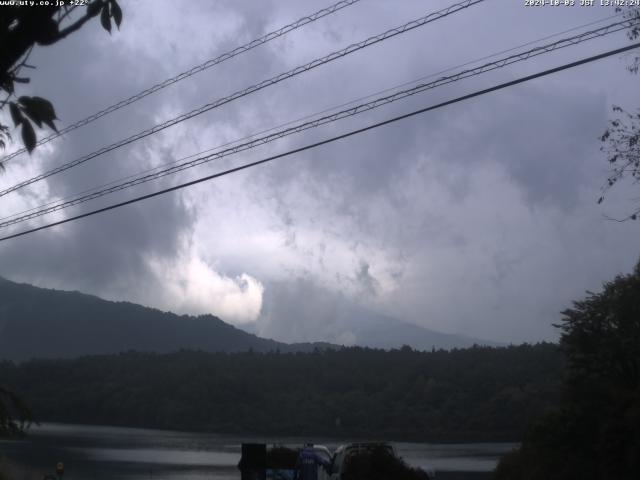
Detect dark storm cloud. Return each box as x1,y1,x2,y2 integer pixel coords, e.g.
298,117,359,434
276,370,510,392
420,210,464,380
354,261,380,297
0,193,194,300
257,277,343,343
431,84,610,210
0,0,638,342
0,5,197,298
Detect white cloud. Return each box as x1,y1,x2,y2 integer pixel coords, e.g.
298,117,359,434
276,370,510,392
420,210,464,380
147,245,264,324
2,0,640,346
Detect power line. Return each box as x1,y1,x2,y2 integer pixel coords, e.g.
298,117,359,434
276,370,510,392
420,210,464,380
0,15,632,226
1,10,624,221
1,41,638,244
1,17,635,229
5,9,621,220
0,0,485,198
0,0,362,165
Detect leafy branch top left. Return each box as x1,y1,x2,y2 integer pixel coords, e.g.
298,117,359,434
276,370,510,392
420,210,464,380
0,0,122,157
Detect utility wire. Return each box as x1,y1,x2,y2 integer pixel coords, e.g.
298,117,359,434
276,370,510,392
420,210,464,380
0,8,625,223
1,41,638,244
0,7,624,188
0,0,485,198
1,17,635,229
1,17,634,226
0,14,631,225
3,8,621,217
0,0,362,165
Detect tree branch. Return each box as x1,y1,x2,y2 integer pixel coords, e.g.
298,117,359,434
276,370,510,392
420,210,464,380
38,3,102,45
56,5,79,25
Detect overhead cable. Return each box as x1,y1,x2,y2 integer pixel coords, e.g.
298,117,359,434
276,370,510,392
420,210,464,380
1,41,638,243
1,17,636,229
0,0,362,165
0,0,485,197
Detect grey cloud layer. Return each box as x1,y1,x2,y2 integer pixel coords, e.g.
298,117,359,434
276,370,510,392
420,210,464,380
0,0,638,343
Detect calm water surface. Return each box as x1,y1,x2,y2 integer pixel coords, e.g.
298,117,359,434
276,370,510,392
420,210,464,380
0,423,516,480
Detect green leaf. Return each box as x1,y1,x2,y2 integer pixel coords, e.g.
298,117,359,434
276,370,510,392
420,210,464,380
87,0,103,17
42,117,58,133
101,3,112,33
18,96,58,132
18,98,42,128
34,18,59,46
9,102,23,126
21,119,36,154
22,110,41,128
31,96,57,119
111,0,123,28
1,77,15,94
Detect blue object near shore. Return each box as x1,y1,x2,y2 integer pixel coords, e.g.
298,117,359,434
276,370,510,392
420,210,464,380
266,468,296,480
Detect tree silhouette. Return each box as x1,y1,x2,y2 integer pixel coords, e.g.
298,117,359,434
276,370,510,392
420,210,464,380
558,261,640,398
0,0,122,436
598,7,640,220
0,386,32,437
0,0,122,162
494,260,640,480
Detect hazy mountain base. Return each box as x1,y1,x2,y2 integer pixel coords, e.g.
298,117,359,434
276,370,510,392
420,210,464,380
0,344,562,443
249,278,500,350
0,277,494,360
0,277,333,361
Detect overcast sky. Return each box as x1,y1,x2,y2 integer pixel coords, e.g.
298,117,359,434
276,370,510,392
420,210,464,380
1,0,639,344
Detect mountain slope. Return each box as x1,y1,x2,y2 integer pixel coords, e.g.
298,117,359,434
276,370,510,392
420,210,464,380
0,277,322,361
334,310,500,350
250,279,500,350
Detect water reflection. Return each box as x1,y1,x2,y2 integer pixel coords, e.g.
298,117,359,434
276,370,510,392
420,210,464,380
0,423,516,479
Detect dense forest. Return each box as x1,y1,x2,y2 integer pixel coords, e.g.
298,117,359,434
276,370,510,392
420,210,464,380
494,261,640,480
0,343,562,442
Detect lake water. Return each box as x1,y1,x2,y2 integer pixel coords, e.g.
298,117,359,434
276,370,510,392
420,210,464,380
0,423,516,480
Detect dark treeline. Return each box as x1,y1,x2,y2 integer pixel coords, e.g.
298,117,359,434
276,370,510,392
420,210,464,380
493,262,640,480
0,343,562,442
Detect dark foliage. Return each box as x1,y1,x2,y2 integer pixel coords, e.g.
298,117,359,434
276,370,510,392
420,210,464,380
342,446,430,480
493,260,640,480
0,343,562,442
598,7,640,219
0,0,122,158
0,277,332,360
0,1,122,438
266,447,299,469
600,105,640,220
616,6,640,74
0,386,32,437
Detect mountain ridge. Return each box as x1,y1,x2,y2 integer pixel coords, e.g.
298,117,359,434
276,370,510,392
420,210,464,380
251,279,501,350
0,277,497,361
0,277,331,361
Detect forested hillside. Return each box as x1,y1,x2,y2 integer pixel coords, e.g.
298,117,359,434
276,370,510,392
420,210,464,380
0,344,562,442
0,277,493,357
0,277,331,359
494,261,640,479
